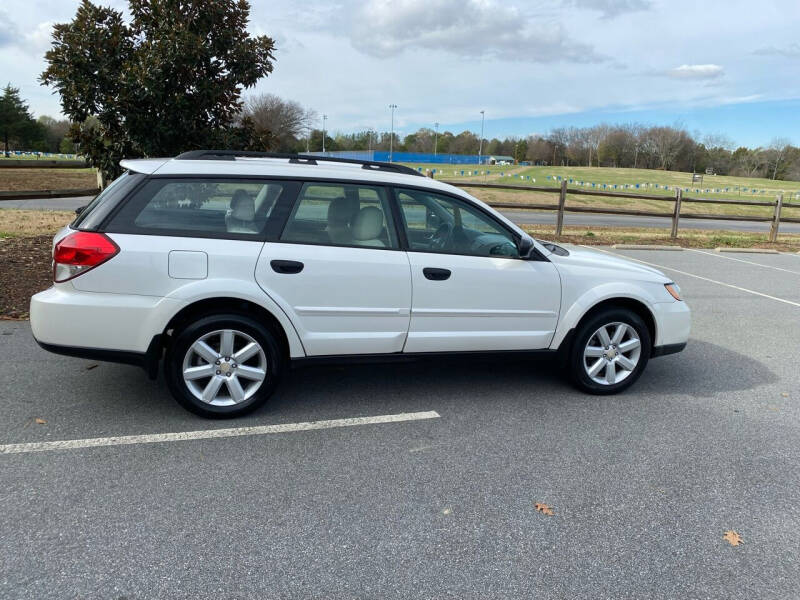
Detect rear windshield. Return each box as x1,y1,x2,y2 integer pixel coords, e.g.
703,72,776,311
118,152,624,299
72,171,145,230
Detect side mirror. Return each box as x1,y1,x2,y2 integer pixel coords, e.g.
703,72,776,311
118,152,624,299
517,235,534,258
74,205,87,216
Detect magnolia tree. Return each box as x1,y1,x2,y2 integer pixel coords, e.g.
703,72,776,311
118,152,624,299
41,0,275,180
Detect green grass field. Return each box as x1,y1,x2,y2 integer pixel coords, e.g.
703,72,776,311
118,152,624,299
403,163,800,221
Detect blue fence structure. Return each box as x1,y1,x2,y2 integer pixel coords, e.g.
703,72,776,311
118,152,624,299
309,151,486,165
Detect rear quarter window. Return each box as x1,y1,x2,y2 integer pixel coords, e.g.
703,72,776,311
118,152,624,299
105,178,294,239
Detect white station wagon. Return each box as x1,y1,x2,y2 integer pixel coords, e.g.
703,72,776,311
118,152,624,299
31,151,690,417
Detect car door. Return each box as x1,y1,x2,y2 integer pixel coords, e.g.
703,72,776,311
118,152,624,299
255,181,412,356
394,187,561,353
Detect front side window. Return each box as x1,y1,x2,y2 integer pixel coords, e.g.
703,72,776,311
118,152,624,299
395,189,519,258
108,179,288,237
280,183,398,249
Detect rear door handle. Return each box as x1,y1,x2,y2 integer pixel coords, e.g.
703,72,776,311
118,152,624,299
423,267,451,281
271,260,304,274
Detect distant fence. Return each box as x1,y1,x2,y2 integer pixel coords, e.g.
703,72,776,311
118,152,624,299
0,159,88,169
311,150,486,164
448,180,799,242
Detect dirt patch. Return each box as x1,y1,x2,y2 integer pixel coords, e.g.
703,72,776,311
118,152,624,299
0,168,97,192
0,235,53,319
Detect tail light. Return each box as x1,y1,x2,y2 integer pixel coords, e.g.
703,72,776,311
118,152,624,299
53,231,119,282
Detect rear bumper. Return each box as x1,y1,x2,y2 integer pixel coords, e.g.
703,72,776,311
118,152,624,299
30,285,180,353
33,336,163,378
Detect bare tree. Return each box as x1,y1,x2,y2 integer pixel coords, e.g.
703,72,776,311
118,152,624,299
242,94,316,152
647,126,687,170
765,137,790,180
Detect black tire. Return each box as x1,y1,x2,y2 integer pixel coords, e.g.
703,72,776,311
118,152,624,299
568,307,651,395
165,313,283,418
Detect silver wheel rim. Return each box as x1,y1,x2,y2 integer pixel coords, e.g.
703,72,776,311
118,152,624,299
583,322,641,386
182,329,268,407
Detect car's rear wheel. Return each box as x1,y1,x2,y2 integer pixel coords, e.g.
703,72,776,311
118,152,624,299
568,307,651,395
165,313,283,418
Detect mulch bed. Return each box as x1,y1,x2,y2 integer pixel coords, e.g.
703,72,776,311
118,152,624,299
0,236,53,319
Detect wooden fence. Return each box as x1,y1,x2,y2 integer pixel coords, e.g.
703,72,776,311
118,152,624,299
1,159,798,241
447,180,799,242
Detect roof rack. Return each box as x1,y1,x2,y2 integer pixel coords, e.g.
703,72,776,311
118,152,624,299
174,150,424,177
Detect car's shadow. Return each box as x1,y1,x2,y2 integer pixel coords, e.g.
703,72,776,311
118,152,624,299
26,337,779,430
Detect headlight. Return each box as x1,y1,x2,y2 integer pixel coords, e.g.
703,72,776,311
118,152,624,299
664,283,682,301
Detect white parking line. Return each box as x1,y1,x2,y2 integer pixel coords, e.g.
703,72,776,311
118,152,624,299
0,411,441,455
685,248,800,275
585,246,800,308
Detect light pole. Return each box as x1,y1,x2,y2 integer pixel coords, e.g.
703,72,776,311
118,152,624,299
434,122,439,157
367,128,375,153
389,104,397,162
478,110,485,165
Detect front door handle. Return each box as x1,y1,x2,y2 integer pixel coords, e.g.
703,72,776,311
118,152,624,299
271,259,304,274
423,267,451,281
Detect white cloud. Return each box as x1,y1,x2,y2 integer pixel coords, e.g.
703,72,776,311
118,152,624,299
24,21,54,52
565,0,652,19
665,64,724,80
350,0,604,63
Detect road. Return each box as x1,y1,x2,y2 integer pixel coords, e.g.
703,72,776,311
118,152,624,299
2,248,800,598
4,194,798,234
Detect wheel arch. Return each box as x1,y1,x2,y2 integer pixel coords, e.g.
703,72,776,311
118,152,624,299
161,297,303,361
553,295,657,357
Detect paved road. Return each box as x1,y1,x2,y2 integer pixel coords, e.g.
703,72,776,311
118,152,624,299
4,194,798,234
1,248,799,598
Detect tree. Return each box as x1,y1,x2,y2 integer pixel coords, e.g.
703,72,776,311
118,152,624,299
241,93,315,152
0,85,45,156
765,137,790,180
40,0,275,180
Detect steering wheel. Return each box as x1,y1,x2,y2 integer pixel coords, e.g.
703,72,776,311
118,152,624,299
429,222,453,251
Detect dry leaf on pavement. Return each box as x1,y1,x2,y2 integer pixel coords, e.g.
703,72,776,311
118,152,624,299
723,530,742,546
535,503,554,516
34,418,47,424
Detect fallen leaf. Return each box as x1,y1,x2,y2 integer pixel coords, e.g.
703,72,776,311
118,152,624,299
723,530,742,546
442,508,451,515
86,364,98,370
535,502,554,516
781,392,789,398
34,418,47,425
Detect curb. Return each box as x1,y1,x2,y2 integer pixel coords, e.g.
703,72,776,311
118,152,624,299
611,244,683,251
714,247,779,254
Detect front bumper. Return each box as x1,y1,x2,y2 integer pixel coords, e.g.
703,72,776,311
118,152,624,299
651,299,691,352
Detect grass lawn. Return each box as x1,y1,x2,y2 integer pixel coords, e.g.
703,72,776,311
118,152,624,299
403,163,800,221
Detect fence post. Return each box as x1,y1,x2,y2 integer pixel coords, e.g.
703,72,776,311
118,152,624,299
670,188,682,238
769,193,783,242
556,180,567,236
95,168,105,191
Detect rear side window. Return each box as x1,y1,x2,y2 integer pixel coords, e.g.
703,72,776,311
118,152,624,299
106,178,291,239
73,171,145,231
280,183,398,249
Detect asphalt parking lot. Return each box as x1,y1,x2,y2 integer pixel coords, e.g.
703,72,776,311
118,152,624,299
1,247,799,599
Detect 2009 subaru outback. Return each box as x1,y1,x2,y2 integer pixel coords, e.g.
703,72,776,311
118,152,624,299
31,151,690,418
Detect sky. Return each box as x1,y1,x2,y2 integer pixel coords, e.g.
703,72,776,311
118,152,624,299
1,0,799,147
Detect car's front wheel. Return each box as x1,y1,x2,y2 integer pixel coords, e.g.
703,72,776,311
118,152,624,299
165,313,283,418
568,307,651,394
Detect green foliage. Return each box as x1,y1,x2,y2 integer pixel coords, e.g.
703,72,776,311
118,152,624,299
0,84,45,155
40,0,275,179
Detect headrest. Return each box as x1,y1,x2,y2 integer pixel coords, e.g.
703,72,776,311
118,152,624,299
231,190,255,221
352,206,384,240
327,197,356,225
